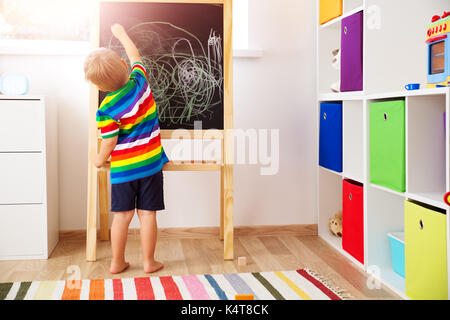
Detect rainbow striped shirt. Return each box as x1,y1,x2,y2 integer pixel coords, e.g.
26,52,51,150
96,62,169,184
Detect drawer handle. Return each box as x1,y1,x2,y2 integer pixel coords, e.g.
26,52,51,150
344,26,348,34
419,219,424,230
349,193,352,201
384,113,388,121
323,113,327,120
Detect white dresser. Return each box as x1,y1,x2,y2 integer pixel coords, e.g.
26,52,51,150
0,95,59,260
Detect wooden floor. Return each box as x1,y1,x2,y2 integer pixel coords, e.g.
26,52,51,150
0,234,400,300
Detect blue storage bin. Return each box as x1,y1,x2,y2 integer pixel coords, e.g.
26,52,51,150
388,232,405,278
319,102,343,172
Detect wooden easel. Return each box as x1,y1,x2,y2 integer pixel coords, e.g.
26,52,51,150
86,0,234,261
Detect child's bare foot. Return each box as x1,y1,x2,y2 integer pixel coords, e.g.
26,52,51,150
143,260,164,274
110,261,130,274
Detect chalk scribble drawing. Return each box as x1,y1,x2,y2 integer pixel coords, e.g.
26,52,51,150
108,22,223,127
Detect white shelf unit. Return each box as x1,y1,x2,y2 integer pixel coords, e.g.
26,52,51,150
0,96,59,260
316,0,450,300
318,89,450,300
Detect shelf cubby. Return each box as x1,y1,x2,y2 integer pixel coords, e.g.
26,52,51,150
318,6,364,95
407,94,447,209
320,1,364,29
363,1,449,94
367,97,406,194
318,167,343,251
366,185,406,295
318,20,341,94
343,100,364,182
343,0,363,13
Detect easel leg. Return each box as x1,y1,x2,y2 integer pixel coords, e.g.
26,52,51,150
86,164,98,262
220,164,225,241
223,164,234,260
99,168,110,241
223,0,233,260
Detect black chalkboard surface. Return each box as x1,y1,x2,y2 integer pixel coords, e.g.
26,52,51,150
99,2,224,130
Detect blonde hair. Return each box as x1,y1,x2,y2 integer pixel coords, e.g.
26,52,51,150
84,48,128,92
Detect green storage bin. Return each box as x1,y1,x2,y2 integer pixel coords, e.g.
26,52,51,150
370,100,405,192
405,200,448,300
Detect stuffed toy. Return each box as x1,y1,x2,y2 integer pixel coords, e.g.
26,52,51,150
330,49,340,92
328,211,343,238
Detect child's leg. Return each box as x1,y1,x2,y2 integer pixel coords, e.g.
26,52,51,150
137,210,163,273
110,210,134,274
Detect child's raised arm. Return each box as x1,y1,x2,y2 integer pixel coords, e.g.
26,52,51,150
111,24,143,65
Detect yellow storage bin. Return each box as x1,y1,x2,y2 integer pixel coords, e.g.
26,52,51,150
405,200,448,300
319,0,343,25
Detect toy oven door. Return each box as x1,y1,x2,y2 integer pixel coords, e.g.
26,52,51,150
428,37,449,84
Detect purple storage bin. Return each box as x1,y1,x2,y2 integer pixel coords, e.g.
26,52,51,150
341,11,363,92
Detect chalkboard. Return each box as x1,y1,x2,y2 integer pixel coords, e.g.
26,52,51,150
99,2,224,130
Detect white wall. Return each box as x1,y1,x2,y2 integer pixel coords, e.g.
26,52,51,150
233,0,317,226
0,0,317,230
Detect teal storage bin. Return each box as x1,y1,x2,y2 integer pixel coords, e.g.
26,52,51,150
388,232,405,278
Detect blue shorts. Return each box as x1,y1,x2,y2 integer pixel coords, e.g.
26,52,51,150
111,171,165,212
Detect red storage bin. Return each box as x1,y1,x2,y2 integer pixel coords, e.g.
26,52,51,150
342,179,364,264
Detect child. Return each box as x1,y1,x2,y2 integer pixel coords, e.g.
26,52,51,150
84,24,169,274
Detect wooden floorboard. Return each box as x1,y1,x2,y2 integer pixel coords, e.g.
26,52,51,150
0,235,400,300
294,236,400,300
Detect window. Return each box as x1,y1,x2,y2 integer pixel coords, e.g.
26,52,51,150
233,0,249,49
0,0,91,41
0,0,255,56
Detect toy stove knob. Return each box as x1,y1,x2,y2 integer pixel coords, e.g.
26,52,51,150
444,192,450,207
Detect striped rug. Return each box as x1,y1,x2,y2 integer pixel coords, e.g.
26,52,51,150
0,269,348,300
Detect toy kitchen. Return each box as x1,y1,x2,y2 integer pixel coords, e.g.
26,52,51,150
427,11,450,88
